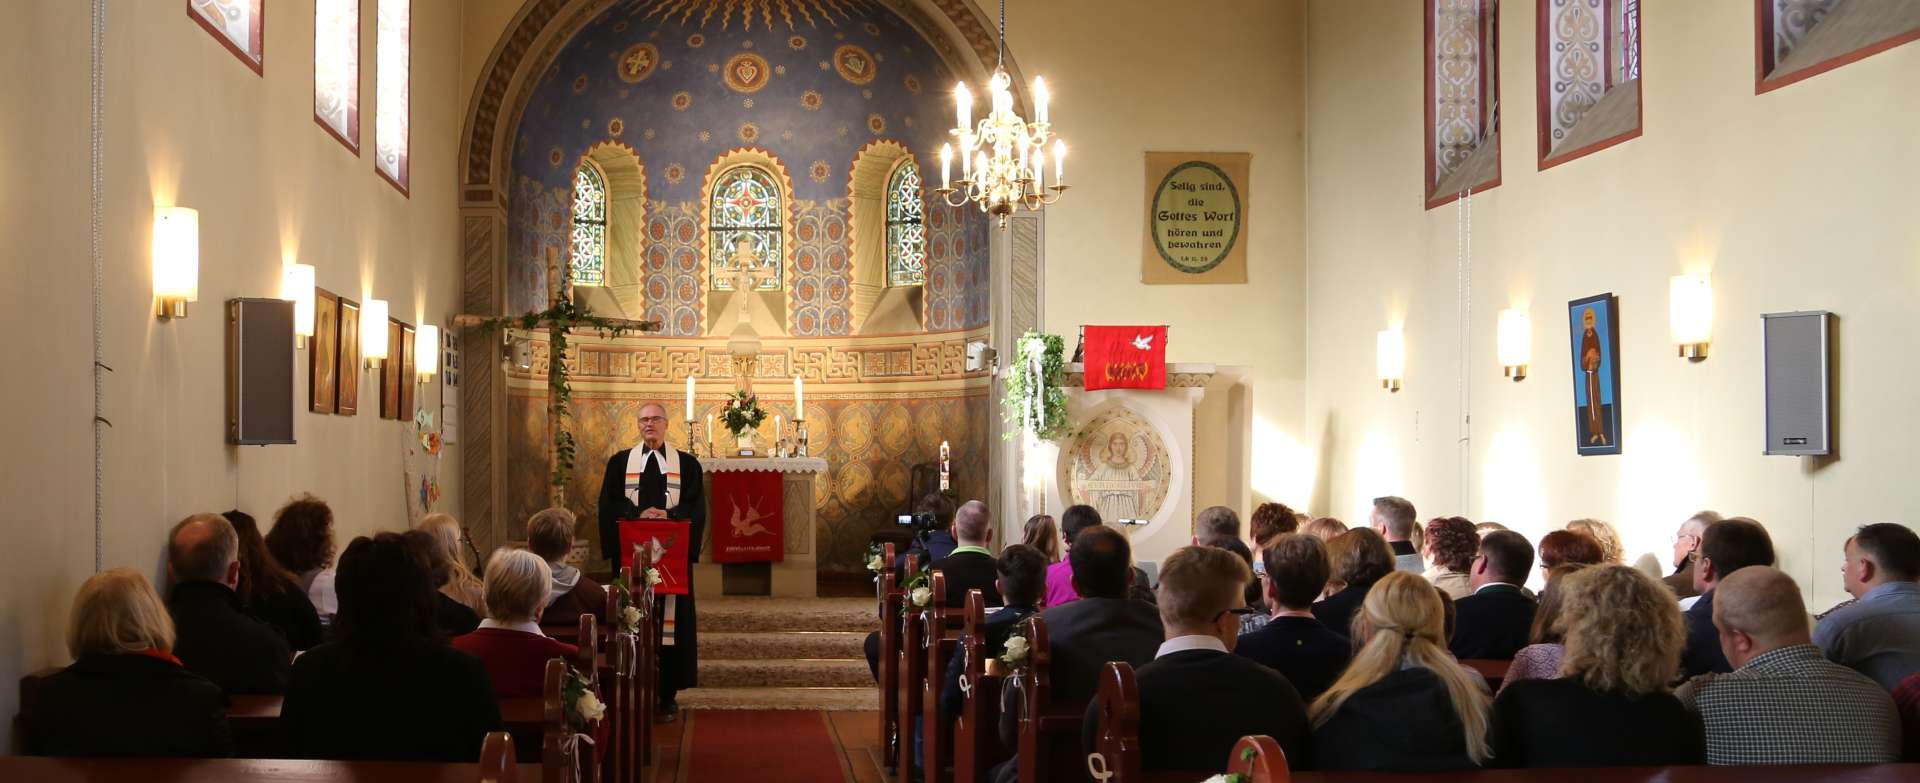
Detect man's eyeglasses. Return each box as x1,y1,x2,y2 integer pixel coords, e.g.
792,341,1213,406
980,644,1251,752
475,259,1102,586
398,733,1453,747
639,416,668,424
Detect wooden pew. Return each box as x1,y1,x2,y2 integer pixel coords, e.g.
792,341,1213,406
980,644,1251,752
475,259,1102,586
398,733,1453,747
952,589,1010,783
0,734,543,782
921,573,967,783
631,549,658,762
478,731,516,782
896,569,944,779
539,657,596,783
1088,662,1293,783
1014,615,1087,783
878,547,907,772
602,631,637,783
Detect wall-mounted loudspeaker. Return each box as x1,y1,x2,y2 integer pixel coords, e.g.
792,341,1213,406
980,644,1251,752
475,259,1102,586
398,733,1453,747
1761,310,1830,456
228,298,297,445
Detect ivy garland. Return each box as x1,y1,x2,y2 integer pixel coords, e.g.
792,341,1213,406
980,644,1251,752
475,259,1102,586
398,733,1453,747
1002,331,1071,441
470,295,659,499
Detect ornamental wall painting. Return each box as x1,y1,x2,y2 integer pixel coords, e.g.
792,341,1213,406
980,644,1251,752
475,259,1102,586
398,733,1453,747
1536,0,1642,168
188,0,264,73
1425,0,1500,206
1058,406,1172,525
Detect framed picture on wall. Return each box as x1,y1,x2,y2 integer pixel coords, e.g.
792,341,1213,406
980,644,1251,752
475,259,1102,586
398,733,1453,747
310,289,340,414
381,319,404,419
1567,293,1622,455
338,297,361,416
400,323,417,417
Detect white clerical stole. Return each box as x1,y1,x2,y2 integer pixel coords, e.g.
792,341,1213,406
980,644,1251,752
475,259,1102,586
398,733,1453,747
622,445,682,510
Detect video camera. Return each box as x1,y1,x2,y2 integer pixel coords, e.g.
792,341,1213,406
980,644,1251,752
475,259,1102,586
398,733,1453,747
895,512,941,532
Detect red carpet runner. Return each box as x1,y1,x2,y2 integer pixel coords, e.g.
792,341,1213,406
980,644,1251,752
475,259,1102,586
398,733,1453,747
683,710,846,783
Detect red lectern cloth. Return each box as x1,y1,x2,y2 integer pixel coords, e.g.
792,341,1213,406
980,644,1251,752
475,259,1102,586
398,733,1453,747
1082,325,1169,390
709,470,786,563
617,519,692,595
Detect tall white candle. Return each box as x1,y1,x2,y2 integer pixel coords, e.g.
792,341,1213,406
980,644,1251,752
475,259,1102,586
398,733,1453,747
1033,77,1049,125
1053,140,1066,185
775,414,782,435
940,144,953,189
706,412,713,438
793,375,804,416
954,83,972,131
685,374,695,420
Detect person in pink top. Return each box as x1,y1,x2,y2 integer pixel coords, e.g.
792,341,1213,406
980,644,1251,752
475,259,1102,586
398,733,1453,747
1044,505,1107,606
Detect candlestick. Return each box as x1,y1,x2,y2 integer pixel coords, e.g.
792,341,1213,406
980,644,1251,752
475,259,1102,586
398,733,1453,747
796,420,810,458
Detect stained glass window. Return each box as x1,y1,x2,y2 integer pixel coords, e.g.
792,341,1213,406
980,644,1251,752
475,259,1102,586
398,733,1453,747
314,0,359,151
187,0,264,73
570,163,608,287
375,0,411,193
708,166,783,292
885,158,927,287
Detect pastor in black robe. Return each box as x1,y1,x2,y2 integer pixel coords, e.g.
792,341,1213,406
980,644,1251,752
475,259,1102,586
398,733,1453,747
598,445,705,704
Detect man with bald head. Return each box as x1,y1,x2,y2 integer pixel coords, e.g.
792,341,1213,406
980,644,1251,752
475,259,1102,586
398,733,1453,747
1677,566,1900,765
598,399,706,718
167,512,292,694
863,500,1000,680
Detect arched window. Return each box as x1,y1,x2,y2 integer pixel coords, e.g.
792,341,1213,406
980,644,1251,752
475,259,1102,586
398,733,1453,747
885,158,927,287
709,166,784,292
570,161,608,287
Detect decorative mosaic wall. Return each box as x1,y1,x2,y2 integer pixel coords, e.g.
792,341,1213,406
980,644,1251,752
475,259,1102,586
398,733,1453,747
1428,0,1493,185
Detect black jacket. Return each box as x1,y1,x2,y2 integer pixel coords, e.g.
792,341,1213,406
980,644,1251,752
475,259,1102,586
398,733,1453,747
1312,667,1481,772
941,603,1036,716
170,581,293,695
932,549,1003,608
1491,678,1704,768
1449,584,1537,660
1679,589,1731,677
21,653,232,758
1234,615,1352,702
1083,648,1313,774
245,581,325,651
900,529,959,575
1311,577,1378,638
598,446,705,692
998,596,1163,750
434,592,482,638
283,641,502,761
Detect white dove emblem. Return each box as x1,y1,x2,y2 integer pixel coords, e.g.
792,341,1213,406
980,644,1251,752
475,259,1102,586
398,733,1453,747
1130,333,1154,351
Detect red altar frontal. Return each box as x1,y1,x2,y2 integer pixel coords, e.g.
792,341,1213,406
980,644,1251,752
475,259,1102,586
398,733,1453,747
695,456,827,597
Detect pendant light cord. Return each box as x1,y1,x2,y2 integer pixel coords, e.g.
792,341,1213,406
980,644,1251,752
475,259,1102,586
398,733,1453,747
90,0,107,573
997,0,1007,68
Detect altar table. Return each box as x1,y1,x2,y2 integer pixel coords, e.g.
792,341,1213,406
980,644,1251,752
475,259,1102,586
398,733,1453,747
695,456,827,598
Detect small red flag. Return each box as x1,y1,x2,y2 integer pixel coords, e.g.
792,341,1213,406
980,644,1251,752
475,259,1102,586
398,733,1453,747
1082,325,1168,390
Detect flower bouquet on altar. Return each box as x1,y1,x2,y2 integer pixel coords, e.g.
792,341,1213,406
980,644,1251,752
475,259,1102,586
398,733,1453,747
721,389,768,456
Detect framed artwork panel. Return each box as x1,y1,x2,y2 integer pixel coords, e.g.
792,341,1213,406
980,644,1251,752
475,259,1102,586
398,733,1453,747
1567,292,1622,455
400,323,417,417
381,319,404,419
338,298,361,416
310,289,339,414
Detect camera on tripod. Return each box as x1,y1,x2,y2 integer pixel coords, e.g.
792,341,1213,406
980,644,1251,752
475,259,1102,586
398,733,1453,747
896,512,941,532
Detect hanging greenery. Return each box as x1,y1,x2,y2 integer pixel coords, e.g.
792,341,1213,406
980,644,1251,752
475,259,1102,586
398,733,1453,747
1002,331,1070,441
468,293,659,499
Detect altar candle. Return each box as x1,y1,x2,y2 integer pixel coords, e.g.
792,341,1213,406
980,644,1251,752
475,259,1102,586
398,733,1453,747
793,375,804,416
706,412,713,438
684,375,695,420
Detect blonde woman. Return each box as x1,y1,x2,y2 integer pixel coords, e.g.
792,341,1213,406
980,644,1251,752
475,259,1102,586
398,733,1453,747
22,569,232,757
418,513,485,616
1021,513,1061,564
1565,518,1625,565
1490,564,1702,767
1308,571,1491,772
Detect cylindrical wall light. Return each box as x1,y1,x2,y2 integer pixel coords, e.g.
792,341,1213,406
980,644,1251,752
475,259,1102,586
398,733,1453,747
153,207,200,319
416,324,439,383
1497,309,1530,381
281,264,316,348
362,298,390,367
1670,274,1713,360
1376,329,1404,392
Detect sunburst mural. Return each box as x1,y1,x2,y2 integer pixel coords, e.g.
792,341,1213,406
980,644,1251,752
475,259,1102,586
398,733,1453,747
626,0,877,31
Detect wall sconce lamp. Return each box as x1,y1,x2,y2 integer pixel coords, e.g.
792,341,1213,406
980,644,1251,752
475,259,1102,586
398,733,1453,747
281,264,315,349
1376,329,1404,392
1670,274,1713,360
415,324,439,383
152,207,199,319
1497,309,1530,381
362,298,390,368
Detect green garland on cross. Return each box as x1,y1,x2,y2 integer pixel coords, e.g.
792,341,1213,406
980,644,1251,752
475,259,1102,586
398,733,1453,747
1002,331,1071,441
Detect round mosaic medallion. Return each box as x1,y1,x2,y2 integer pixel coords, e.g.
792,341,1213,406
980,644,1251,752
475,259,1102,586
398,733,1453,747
675,278,697,303
646,277,669,301
879,403,913,455
686,34,705,48
837,461,874,506
648,220,669,242
801,90,823,111
788,35,807,50
824,308,848,335
606,117,624,136
866,114,886,134
671,91,693,111
646,245,668,270
723,52,772,94
838,403,875,456
825,275,848,303
808,160,831,182
665,163,686,185
616,43,659,83
738,122,760,142
833,44,876,85
1059,406,1173,524
674,307,698,335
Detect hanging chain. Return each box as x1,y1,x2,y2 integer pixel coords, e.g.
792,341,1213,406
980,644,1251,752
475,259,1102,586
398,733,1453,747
91,0,107,573
997,0,1007,68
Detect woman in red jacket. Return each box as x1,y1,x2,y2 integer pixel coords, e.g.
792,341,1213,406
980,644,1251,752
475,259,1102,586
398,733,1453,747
451,548,580,697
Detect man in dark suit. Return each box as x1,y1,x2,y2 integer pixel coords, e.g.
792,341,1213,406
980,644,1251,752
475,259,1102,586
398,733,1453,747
167,513,292,695
1236,533,1350,702
866,499,1003,679
896,492,960,574
1083,545,1311,774
1680,517,1775,678
597,401,705,718
941,544,1046,716
1665,511,1721,599
1449,529,1536,660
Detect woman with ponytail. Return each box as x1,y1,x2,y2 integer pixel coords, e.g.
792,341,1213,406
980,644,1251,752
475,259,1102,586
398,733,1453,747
1308,571,1492,771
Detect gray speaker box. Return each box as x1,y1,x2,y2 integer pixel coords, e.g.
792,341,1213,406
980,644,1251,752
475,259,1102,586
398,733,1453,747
228,298,297,445
1761,311,1830,456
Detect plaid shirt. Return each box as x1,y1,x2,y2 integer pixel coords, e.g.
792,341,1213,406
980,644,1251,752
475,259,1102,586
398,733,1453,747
1677,644,1901,765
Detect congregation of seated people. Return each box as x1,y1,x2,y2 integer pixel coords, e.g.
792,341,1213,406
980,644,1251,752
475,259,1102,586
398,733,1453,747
895,495,1920,779
18,494,628,765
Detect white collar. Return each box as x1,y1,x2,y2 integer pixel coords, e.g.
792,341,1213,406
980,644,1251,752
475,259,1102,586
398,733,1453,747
1474,581,1520,594
1156,634,1228,658
479,618,546,636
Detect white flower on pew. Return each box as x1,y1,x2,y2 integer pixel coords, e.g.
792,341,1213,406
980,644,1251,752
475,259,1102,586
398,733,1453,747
646,567,663,586
622,604,643,630
1000,634,1029,667
910,586,933,607
575,690,606,723
867,553,886,572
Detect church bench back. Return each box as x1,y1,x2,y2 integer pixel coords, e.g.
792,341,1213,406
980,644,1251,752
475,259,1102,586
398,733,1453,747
1088,662,1294,783
921,576,965,783
1014,615,1086,783
895,569,945,781
877,548,904,771
953,589,1009,783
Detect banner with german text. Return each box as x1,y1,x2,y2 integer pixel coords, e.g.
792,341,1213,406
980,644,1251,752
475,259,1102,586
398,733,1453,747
1082,325,1168,391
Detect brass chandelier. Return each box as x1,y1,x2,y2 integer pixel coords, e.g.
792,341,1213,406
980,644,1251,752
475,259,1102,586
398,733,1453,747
936,0,1067,227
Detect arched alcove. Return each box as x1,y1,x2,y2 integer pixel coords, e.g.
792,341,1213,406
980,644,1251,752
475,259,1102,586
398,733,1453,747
570,141,647,319
846,138,924,333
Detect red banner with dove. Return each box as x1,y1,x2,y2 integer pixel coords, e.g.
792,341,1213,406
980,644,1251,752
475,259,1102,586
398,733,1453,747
618,519,691,595
709,470,786,563
1082,325,1169,390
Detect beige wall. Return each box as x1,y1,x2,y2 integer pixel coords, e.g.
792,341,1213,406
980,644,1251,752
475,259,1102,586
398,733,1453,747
1305,0,1920,606
0,1,469,747
1015,0,1312,518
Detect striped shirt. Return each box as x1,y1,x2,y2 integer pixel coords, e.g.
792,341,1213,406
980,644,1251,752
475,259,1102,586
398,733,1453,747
1677,644,1900,766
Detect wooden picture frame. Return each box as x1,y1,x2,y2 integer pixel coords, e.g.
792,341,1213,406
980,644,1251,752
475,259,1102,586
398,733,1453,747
400,323,417,418
381,319,404,419
337,297,361,416
310,288,340,414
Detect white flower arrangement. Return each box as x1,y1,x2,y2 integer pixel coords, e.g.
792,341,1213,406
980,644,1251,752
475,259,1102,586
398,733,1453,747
646,567,663,586
909,586,933,607
867,553,886,573
575,690,606,723
622,604,643,630
999,634,1030,667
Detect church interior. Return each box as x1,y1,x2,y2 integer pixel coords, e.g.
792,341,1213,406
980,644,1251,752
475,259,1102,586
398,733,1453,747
4,0,1920,780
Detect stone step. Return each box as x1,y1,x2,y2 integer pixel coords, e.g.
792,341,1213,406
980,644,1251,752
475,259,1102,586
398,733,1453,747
679,686,880,712
698,597,876,634
699,657,874,688
702,630,869,661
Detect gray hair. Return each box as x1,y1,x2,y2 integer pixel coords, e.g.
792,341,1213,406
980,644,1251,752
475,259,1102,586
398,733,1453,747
1195,505,1241,546
954,500,992,544
168,513,237,584
483,548,554,624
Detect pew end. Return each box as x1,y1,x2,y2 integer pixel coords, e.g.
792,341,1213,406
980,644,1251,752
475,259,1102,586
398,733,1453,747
478,731,516,783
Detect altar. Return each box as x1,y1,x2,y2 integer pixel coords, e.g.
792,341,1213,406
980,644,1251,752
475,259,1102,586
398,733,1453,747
693,456,828,598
